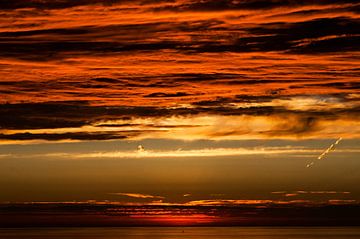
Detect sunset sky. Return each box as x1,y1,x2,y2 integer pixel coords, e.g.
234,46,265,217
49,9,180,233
0,0,359,226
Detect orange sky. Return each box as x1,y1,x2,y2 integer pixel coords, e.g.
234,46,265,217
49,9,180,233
0,0,359,142
0,0,359,222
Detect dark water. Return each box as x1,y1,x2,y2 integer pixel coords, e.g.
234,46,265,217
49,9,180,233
0,227,360,239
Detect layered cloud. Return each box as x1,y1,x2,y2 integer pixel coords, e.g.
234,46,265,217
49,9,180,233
0,97,359,142
0,0,359,142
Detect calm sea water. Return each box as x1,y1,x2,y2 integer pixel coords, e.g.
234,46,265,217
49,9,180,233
0,227,359,239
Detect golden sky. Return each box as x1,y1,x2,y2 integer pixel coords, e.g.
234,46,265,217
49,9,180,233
0,0,359,226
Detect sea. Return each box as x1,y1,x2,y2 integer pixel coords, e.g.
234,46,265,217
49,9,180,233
0,227,360,239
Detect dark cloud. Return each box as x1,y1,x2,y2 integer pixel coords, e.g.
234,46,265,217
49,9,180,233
0,41,181,61
1,99,358,125
0,18,224,61
0,100,358,141
1,72,298,100
1,17,358,62
0,78,181,95
0,132,128,141
291,35,360,53
144,92,192,97
154,0,359,12
192,97,234,106
260,115,319,136
192,17,360,53
91,78,120,84
0,0,176,10
0,102,168,130
269,4,360,18
93,123,141,127
295,82,360,90
206,17,360,54
1,202,360,227
193,95,280,106
0,0,357,11
249,17,359,40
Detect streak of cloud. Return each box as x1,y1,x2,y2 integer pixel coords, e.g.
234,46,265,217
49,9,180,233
318,137,343,160
109,193,164,199
307,137,343,167
10,146,359,160
272,191,351,197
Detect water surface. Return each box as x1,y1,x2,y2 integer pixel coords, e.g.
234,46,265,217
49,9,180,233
1,227,360,239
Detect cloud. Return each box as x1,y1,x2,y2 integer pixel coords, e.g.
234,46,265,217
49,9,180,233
200,17,360,54
0,0,359,143
0,154,11,159
185,199,276,206
328,199,357,205
0,0,167,10
144,92,193,98
317,137,343,160
272,191,351,197
0,132,129,141
110,193,165,199
307,137,343,167
15,146,360,160
1,200,360,227
1,13,359,63
154,0,359,12
1,0,357,11
306,82,360,90
0,99,359,142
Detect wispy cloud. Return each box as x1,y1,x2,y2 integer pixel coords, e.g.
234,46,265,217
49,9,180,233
3,144,359,159
109,193,164,199
184,199,311,206
317,137,343,160
272,191,351,197
307,137,343,167
0,154,11,159
37,147,332,159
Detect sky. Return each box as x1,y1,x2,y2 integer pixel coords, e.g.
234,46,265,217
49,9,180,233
0,0,359,226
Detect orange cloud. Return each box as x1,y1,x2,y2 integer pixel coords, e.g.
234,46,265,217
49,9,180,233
109,193,164,199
